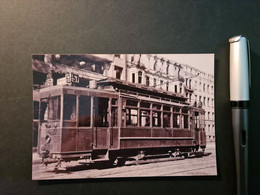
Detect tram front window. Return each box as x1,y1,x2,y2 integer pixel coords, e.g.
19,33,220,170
63,95,76,120
78,96,91,127
40,96,60,121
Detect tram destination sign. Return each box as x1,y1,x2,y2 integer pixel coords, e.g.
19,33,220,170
66,72,79,84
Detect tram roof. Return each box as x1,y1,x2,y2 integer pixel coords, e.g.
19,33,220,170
97,78,188,104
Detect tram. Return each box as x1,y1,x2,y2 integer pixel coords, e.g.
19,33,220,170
36,78,206,166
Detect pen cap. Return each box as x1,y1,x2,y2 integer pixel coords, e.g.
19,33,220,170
229,35,250,101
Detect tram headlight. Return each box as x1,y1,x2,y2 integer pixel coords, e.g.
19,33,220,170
45,135,51,144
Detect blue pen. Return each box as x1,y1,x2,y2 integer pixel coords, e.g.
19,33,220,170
229,35,250,195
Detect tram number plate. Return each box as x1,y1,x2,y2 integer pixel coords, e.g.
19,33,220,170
66,73,79,83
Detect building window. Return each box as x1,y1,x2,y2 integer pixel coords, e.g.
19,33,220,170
166,82,169,91
203,84,205,92
175,85,177,93
146,76,150,86
153,57,157,71
154,78,157,87
166,63,169,75
115,66,122,79
138,71,142,84
208,112,210,120
132,73,135,83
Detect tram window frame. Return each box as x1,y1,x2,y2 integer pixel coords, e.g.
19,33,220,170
140,110,150,127
152,111,161,127
111,98,118,127
199,113,205,131
111,98,118,105
125,99,139,126
152,103,162,127
78,95,91,127
163,105,171,128
63,94,77,121
94,97,109,127
173,106,181,129
195,112,199,129
111,107,118,127
40,96,61,121
182,108,189,129
126,108,138,126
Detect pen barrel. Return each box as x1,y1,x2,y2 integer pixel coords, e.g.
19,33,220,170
232,106,248,195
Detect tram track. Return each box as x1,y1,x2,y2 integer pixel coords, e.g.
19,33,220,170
33,148,216,180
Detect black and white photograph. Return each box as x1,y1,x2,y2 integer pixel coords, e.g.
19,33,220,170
32,54,217,180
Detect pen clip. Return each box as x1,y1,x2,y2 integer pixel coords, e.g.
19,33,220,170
247,39,251,88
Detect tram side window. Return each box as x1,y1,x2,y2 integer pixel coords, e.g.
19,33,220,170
64,95,76,120
111,98,118,127
78,96,91,127
200,113,205,131
111,107,118,127
140,101,150,127
152,112,161,127
163,106,171,128
140,110,150,127
182,108,189,129
126,100,138,126
195,112,199,129
126,109,138,126
173,107,180,128
152,104,161,127
94,97,109,127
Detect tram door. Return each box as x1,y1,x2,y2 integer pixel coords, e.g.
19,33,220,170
93,97,110,149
